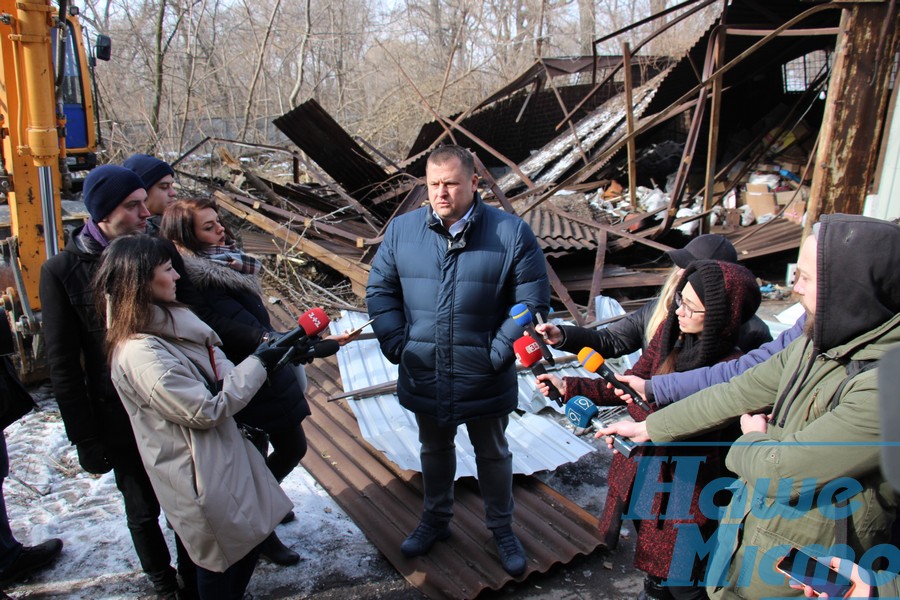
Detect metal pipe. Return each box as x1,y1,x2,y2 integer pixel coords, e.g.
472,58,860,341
39,166,59,256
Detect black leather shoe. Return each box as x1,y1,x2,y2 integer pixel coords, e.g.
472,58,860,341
492,525,526,576
0,538,63,585
280,510,295,525
400,521,450,558
259,531,300,566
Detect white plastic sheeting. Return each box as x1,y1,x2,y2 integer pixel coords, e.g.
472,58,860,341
330,311,596,478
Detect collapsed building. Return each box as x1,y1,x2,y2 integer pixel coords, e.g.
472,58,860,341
171,1,898,597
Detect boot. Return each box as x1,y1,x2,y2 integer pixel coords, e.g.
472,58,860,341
258,531,300,566
0,538,63,585
637,575,675,600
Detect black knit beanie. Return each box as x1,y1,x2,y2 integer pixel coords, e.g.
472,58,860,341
659,259,761,372
82,165,146,222
123,153,175,189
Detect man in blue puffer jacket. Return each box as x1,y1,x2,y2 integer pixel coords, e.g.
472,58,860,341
366,145,550,577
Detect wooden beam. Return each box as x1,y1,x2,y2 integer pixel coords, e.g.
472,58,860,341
587,231,608,320
623,43,638,210
214,192,371,297
808,2,899,219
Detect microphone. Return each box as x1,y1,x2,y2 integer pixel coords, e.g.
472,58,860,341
292,338,340,363
565,396,637,457
510,303,555,365
577,347,652,412
273,307,331,370
513,336,562,406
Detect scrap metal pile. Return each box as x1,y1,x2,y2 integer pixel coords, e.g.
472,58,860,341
173,0,840,325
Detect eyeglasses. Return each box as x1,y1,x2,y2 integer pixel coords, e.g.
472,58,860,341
674,291,705,318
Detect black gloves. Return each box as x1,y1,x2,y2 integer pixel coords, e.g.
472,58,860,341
76,438,112,474
252,340,292,373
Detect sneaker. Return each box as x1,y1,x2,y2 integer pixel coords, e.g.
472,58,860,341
258,531,300,566
399,521,451,558
0,538,63,585
492,525,526,577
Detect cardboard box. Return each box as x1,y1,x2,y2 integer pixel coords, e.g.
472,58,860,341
783,197,805,224
775,190,801,205
746,183,771,194
745,192,777,218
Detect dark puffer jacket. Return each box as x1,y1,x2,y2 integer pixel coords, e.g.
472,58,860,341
180,255,309,430
366,195,550,426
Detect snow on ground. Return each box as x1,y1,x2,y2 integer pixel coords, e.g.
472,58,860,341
2,384,390,599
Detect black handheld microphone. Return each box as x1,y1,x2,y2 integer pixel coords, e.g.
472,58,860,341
293,338,340,363
510,303,555,366
577,347,652,412
514,336,562,406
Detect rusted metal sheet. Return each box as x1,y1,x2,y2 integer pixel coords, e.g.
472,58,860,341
273,99,392,204
299,355,605,600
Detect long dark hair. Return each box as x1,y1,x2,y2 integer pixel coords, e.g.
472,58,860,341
94,235,175,360
160,197,231,254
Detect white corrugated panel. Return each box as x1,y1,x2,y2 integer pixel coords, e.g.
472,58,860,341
330,311,596,477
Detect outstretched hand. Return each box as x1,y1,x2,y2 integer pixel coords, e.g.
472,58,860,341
611,374,647,404
596,420,650,452
535,373,566,398
533,322,562,346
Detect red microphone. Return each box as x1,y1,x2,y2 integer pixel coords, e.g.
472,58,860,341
273,307,331,369
514,336,562,406
296,307,330,337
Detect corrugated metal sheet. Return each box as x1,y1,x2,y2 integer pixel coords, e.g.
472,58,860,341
330,312,596,477
272,99,391,205
521,205,605,253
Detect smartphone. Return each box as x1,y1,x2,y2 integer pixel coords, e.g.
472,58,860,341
346,317,376,337
775,547,855,598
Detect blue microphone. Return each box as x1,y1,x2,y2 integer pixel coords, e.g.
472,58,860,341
565,396,638,457
510,303,555,365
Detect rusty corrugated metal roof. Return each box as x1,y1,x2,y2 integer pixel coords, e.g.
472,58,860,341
299,356,604,600
521,205,605,253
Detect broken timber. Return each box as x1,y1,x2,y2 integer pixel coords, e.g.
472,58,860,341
213,191,370,297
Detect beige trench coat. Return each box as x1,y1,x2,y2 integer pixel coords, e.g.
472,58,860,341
110,305,292,572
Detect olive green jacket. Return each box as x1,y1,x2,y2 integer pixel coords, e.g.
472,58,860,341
646,312,900,599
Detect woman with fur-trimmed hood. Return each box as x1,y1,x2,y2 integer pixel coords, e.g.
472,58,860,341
161,197,307,566
538,260,762,600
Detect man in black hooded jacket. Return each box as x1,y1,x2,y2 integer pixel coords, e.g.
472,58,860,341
600,214,900,599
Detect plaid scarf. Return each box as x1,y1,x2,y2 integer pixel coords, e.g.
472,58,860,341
199,244,260,275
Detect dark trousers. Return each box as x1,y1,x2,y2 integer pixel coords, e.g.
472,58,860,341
266,424,308,483
0,435,21,572
415,413,514,530
110,443,178,593
195,547,260,600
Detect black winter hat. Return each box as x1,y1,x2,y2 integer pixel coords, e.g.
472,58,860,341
660,259,761,372
83,165,146,222
123,153,175,189
666,234,738,268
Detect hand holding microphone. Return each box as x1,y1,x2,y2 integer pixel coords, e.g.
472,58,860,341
565,396,638,457
270,307,332,371
577,347,652,412
510,303,555,365
513,336,563,406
